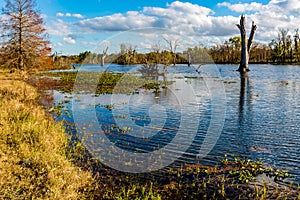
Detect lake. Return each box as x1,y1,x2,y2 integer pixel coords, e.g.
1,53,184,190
48,63,300,183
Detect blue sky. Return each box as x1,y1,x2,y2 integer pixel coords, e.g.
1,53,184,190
4,0,297,55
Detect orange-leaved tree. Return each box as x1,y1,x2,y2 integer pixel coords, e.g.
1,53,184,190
0,0,52,71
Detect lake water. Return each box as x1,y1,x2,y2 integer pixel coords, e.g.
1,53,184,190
49,64,300,183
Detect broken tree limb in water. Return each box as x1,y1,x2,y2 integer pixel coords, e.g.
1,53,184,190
236,15,257,73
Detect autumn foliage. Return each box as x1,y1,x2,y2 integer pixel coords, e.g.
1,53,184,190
0,0,52,71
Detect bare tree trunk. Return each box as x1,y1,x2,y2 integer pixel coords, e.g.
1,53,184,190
236,15,257,73
163,38,180,66
100,55,106,66
248,21,256,53
100,47,108,66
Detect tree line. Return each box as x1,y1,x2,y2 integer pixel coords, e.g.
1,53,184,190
64,30,300,67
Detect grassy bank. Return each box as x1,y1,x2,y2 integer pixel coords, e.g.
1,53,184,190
0,70,94,199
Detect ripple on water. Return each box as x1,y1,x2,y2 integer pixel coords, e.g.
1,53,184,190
51,64,300,183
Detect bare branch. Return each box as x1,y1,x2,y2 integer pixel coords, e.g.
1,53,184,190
247,21,257,53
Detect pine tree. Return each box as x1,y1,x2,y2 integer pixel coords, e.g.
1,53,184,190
0,0,51,70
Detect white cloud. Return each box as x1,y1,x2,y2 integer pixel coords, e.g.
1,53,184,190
215,0,300,43
75,12,157,32
56,12,84,19
217,2,263,13
56,12,64,17
46,19,73,37
63,37,76,44
74,1,236,38
47,0,300,53
54,42,63,47
72,14,84,19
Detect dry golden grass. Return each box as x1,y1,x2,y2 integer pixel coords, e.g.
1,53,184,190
0,71,94,199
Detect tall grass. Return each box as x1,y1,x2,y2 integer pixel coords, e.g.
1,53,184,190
0,72,94,199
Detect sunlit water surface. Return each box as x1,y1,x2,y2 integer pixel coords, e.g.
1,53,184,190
49,64,299,183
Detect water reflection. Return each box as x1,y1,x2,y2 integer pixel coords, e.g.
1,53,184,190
238,73,253,128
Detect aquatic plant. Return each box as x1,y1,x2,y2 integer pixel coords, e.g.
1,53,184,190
35,71,171,95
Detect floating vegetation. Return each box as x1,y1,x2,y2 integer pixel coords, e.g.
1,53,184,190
48,102,64,116
280,81,289,86
224,80,238,84
184,76,199,79
250,146,272,153
68,148,299,200
34,71,172,95
94,103,115,111
113,114,128,119
104,104,114,111
221,154,290,183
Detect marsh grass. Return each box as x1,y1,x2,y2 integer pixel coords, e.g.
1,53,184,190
0,71,94,199
31,71,171,95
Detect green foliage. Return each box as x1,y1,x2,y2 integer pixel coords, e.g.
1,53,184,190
38,71,170,95
78,51,92,63
221,154,290,184
269,29,300,63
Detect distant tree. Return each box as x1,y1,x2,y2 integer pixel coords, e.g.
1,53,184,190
184,45,212,64
78,51,91,63
115,43,137,65
229,36,241,63
0,0,51,70
294,29,300,62
163,37,180,66
269,29,292,63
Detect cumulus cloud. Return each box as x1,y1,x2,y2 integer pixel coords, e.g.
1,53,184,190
75,11,157,32
48,0,300,52
56,12,84,18
74,1,237,38
72,14,85,19
63,37,76,44
56,12,64,17
46,19,73,37
247,0,300,41
217,2,263,13
54,42,63,47
215,0,300,43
